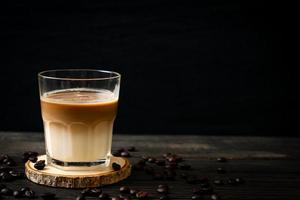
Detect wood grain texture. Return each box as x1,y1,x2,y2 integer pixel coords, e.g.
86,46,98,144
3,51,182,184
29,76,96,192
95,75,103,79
1,132,300,200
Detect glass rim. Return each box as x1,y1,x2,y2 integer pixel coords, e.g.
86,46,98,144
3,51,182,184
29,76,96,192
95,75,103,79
38,69,121,81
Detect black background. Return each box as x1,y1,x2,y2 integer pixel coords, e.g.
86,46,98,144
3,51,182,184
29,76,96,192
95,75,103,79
0,1,296,135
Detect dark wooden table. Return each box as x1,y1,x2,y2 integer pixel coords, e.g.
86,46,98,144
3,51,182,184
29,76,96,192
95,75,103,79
1,132,300,199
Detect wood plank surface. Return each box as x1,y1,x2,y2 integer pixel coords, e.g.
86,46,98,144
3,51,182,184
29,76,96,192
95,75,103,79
1,132,300,199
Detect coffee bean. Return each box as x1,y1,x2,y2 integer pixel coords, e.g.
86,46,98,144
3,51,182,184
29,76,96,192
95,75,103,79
191,194,202,200
76,194,86,200
147,157,156,163
225,178,237,185
34,160,46,170
20,187,30,194
130,189,138,196
112,162,121,171
81,188,91,195
142,156,150,161
13,190,23,198
127,146,136,152
159,195,170,200
41,192,56,200
0,184,6,189
5,160,16,166
119,193,132,200
24,190,35,198
111,197,121,200
136,191,148,199
0,172,14,182
1,187,13,195
121,151,130,157
9,170,24,179
167,156,177,163
155,159,166,166
200,182,210,188
235,177,245,184
216,167,226,174
157,186,168,194
28,156,38,163
120,186,130,194
90,187,102,196
99,193,110,200
217,157,227,162
211,194,221,200
179,164,191,170
213,179,224,185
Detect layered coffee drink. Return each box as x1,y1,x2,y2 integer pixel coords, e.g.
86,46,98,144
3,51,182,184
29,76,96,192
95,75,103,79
40,88,118,167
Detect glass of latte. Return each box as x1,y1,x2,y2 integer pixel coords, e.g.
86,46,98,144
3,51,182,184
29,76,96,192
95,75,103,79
38,69,120,170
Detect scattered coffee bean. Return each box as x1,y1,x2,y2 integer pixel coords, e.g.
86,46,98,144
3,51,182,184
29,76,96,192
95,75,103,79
127,146,136,152
76,194,86,200
119,193,131,199
112,162,121,171
136,191,148,199
111,197,121,200
20,187,30,194
28,156,38,163
157,184,168,194
122,196,132,200
0,171,14,182
0,184,6,189
41,192,56,200
235,177,245,184
211,194,221,200
147,157,156,163
99,193,110,200
9,170,24,179
34,160,46,170
159,195,170,200
200,182,210,188
142,156,150,161
225,178,237,185
23,151,38,162
191,194,202,200
121,151,130,157
13,190,23,198
213,179,224,185
179,164,191,170
130,189,138,196
24,190,35,198
1,187,13,195
216,167,226,174
217,157,227,162
81,188,91,195
120,186,130,194
90,187,102,196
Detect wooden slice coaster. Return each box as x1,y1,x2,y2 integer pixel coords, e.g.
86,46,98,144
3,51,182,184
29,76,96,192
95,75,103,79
25,155,131,188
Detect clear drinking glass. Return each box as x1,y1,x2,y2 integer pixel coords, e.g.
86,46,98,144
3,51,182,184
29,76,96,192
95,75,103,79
38,69,121,170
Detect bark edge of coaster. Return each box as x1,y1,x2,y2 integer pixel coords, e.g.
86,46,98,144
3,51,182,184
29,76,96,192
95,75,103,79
25,155,131,188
